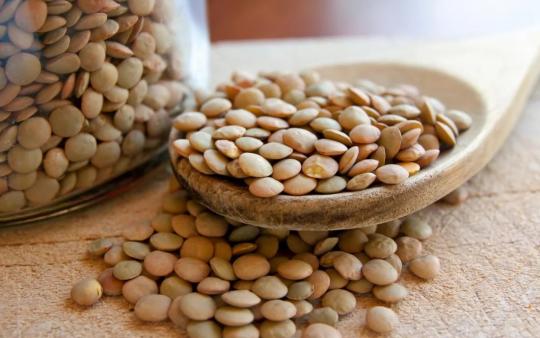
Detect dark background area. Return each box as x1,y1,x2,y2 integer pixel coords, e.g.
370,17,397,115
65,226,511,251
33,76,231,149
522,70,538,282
208,0,540,42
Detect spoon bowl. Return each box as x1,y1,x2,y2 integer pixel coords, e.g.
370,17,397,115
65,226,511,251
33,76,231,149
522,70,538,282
170,61,533,230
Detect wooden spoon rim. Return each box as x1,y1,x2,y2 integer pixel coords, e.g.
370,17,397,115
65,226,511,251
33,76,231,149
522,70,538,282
168,62,521,230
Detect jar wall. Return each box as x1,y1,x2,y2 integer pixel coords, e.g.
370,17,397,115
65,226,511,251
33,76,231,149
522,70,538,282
0,0,209,217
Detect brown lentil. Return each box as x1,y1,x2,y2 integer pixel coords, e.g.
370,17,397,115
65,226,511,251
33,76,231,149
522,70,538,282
174,257,209,283
362,259,398,285
233,254,270,280
187,320,222,338
395,236,423,262
401,216,433,240
113,260,142,281
180,292,216,321
174,72,470,198
134,294,171,322
308,307,339,326
74,177,445,335
160,276,192,300
222,290,261,308
409,255,440,280
259,319,296,338
366,306,399,333
372,283,408,303
252,276,288,300
277,259,313,280
97,268,123,296
364,234,397,259
71,278,102,306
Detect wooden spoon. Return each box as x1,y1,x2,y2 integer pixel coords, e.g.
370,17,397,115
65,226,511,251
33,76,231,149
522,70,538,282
171,38,540,230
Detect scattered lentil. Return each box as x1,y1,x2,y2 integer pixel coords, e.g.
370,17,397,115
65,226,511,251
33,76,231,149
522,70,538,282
302,323,342,338
187,320,221,338
97,268,123,296
88,238,113,256
308,307,339,326
134,294,171,322
362,259,398,285
333,252,363,280
366,306,400,333
372,283,408,303
401,216,433,240
113,260,142,281
122,276,158,304
321,289,356,315
277,259,313,280
346,278,373,294
259,319,296,338
287,281,314,301
160,276,192,299
180,292,216,320
261,300,297,321
74,179,448,335
395,236,423,262
409,255,440,280
71,278,102,306
364,234,397,259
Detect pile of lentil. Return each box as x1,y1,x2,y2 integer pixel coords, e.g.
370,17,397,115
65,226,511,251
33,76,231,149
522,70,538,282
72,176,441,337
0,0,188,213
171,70,472,198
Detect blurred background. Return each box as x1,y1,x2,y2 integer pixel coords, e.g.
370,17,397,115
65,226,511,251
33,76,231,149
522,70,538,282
208,0,540,42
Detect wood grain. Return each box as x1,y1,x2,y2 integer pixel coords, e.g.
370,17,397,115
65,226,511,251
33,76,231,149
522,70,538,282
1,35,539,337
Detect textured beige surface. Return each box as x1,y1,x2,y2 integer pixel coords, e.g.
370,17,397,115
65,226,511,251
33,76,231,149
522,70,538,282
1,36,540,337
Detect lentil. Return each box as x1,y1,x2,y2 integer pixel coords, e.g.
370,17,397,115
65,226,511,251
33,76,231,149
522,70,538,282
160,276,192,299
362,259,398,285
308,307,339,326
277,260,313,280
321,289,356,315
401,216,433,240
259,319,296,338
113,260,142,281
233,254,270,281
134,294,171,322
333,252,363,280
222,290,261,308
175,257,209,283
372,283,408,303
364,234,397,259
74,177,447,335
409,255,440,280
97,268,123,296
187,320,221,338
302,323,342,338
88,238,113,256
252,276,288,300
366,306,399,333
395,236,422,262
215,306,254,326
223,325,259,338
71,278,102,306
287,281,314,301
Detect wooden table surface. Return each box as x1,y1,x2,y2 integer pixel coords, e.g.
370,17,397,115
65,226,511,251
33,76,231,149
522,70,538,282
1,36,540,338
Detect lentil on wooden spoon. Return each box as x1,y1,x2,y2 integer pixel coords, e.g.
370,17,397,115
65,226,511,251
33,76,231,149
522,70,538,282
172,71,471,198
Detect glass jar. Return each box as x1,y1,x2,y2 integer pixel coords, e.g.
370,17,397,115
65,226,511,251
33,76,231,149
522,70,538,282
0,0,209,223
